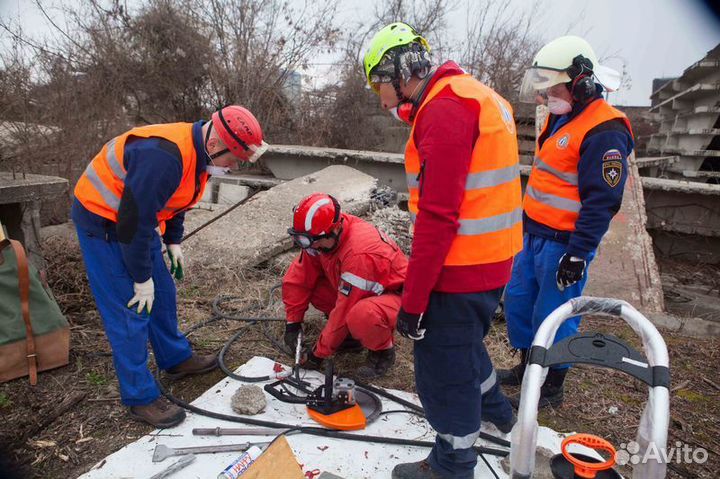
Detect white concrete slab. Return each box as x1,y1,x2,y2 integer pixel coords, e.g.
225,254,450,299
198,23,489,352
78,357,582,479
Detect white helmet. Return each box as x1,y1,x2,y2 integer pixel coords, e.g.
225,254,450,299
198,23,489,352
518,35,622,103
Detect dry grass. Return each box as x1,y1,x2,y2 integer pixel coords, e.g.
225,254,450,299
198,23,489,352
0,235,717,478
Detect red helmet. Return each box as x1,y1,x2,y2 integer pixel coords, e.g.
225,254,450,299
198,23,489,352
211,105,268,162
288,193,341,249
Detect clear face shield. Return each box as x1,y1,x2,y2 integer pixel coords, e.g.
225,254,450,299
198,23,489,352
518,67,571,104
244,140,269,163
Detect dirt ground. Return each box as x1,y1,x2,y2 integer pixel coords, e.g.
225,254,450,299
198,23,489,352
1,233,718,478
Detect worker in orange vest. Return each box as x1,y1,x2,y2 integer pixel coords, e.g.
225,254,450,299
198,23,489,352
365,23,523,479
500,36,634,408
72,106,268,428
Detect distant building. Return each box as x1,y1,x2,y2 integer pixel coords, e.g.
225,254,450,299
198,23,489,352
646,43,720,182
282,70,303,102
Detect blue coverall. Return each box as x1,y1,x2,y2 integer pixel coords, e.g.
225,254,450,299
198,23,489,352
72,121,208,405
505,92,634,355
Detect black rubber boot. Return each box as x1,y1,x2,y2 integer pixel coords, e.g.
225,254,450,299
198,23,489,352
537,367,567,408
508,367,568,410
497,349,528,386
490,411,517,434
391,460,449,479
355,347,396,379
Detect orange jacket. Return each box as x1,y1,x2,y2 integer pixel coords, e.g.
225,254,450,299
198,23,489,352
74,123,209,234
405,74,523,266
524,99,632,231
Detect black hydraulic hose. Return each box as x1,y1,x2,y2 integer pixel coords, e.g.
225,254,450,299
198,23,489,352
156,372,508,457
165,285,510,474
355,380,512,449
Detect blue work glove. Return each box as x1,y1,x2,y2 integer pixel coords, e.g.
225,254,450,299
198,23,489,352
396,307,425,340
556,253,587,291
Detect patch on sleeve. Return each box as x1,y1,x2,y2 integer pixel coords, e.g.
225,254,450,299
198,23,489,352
339,281,353,296
602,149,623,161
603,161,623,187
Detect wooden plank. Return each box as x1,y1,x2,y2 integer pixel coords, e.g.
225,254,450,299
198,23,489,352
243,435,304,479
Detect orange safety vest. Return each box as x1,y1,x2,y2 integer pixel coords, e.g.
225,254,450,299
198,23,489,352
524,99,633,231
74,123,208,235
405,74,523,266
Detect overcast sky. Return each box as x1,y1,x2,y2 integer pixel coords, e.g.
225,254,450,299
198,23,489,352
2,0,719,106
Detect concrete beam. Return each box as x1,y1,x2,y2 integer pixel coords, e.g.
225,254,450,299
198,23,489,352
0,172,68,271
261,144,406,192
642,177,720,237
182,165,378,272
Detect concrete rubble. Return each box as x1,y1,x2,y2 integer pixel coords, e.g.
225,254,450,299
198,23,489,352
366,205,412,255
182,165,378,272
230,385,267,415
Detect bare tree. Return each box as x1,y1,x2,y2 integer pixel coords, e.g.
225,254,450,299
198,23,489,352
458,0,544,101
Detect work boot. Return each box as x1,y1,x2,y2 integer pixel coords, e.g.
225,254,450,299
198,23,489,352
354,347,396,379
489,411,517,434
165,353,218,380
337,335,364,354
128,397,185,428
508,368,568,410
391,460,449,479
497,349,528,386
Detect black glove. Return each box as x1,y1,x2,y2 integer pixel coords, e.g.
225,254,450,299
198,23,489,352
556,254,587,291
396,307,425,340
300,347,323,370
284,322,302,352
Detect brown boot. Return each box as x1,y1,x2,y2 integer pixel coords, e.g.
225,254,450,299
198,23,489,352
128,397,185,428
165,353,218,380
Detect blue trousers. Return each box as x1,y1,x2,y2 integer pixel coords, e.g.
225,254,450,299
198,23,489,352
505,234,595,361
414,289,513,478
76,226,192,406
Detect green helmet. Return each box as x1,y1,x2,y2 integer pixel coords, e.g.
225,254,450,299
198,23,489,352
363,22,431,90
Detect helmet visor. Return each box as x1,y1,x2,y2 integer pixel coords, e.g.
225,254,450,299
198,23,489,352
245,140,269,163
518,68,571,103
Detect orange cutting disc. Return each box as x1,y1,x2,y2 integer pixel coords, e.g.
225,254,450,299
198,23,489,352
307,404,367,431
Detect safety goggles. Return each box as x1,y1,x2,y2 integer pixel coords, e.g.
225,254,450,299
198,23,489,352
287,228,334,249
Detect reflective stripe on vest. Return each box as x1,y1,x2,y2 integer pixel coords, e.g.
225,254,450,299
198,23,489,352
83,161,121,210
340,272,384,295
74,123,207,234
404,74,523,266
525,186,581,213
524,99,633,232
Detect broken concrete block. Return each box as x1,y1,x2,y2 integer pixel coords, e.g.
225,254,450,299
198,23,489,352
182,165,377,272
218,183,251,205
231,385,267,415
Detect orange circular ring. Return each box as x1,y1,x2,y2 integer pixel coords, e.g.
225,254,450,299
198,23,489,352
561,433,617,479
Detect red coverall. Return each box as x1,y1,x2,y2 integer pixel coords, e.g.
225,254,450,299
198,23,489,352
282,213,408,358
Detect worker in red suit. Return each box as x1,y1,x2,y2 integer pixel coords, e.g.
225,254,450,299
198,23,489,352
282,193,408,378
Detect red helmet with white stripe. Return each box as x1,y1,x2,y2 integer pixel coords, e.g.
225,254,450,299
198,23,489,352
288,193,341,249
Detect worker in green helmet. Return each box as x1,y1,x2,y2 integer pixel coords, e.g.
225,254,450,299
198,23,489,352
364,22,522,479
